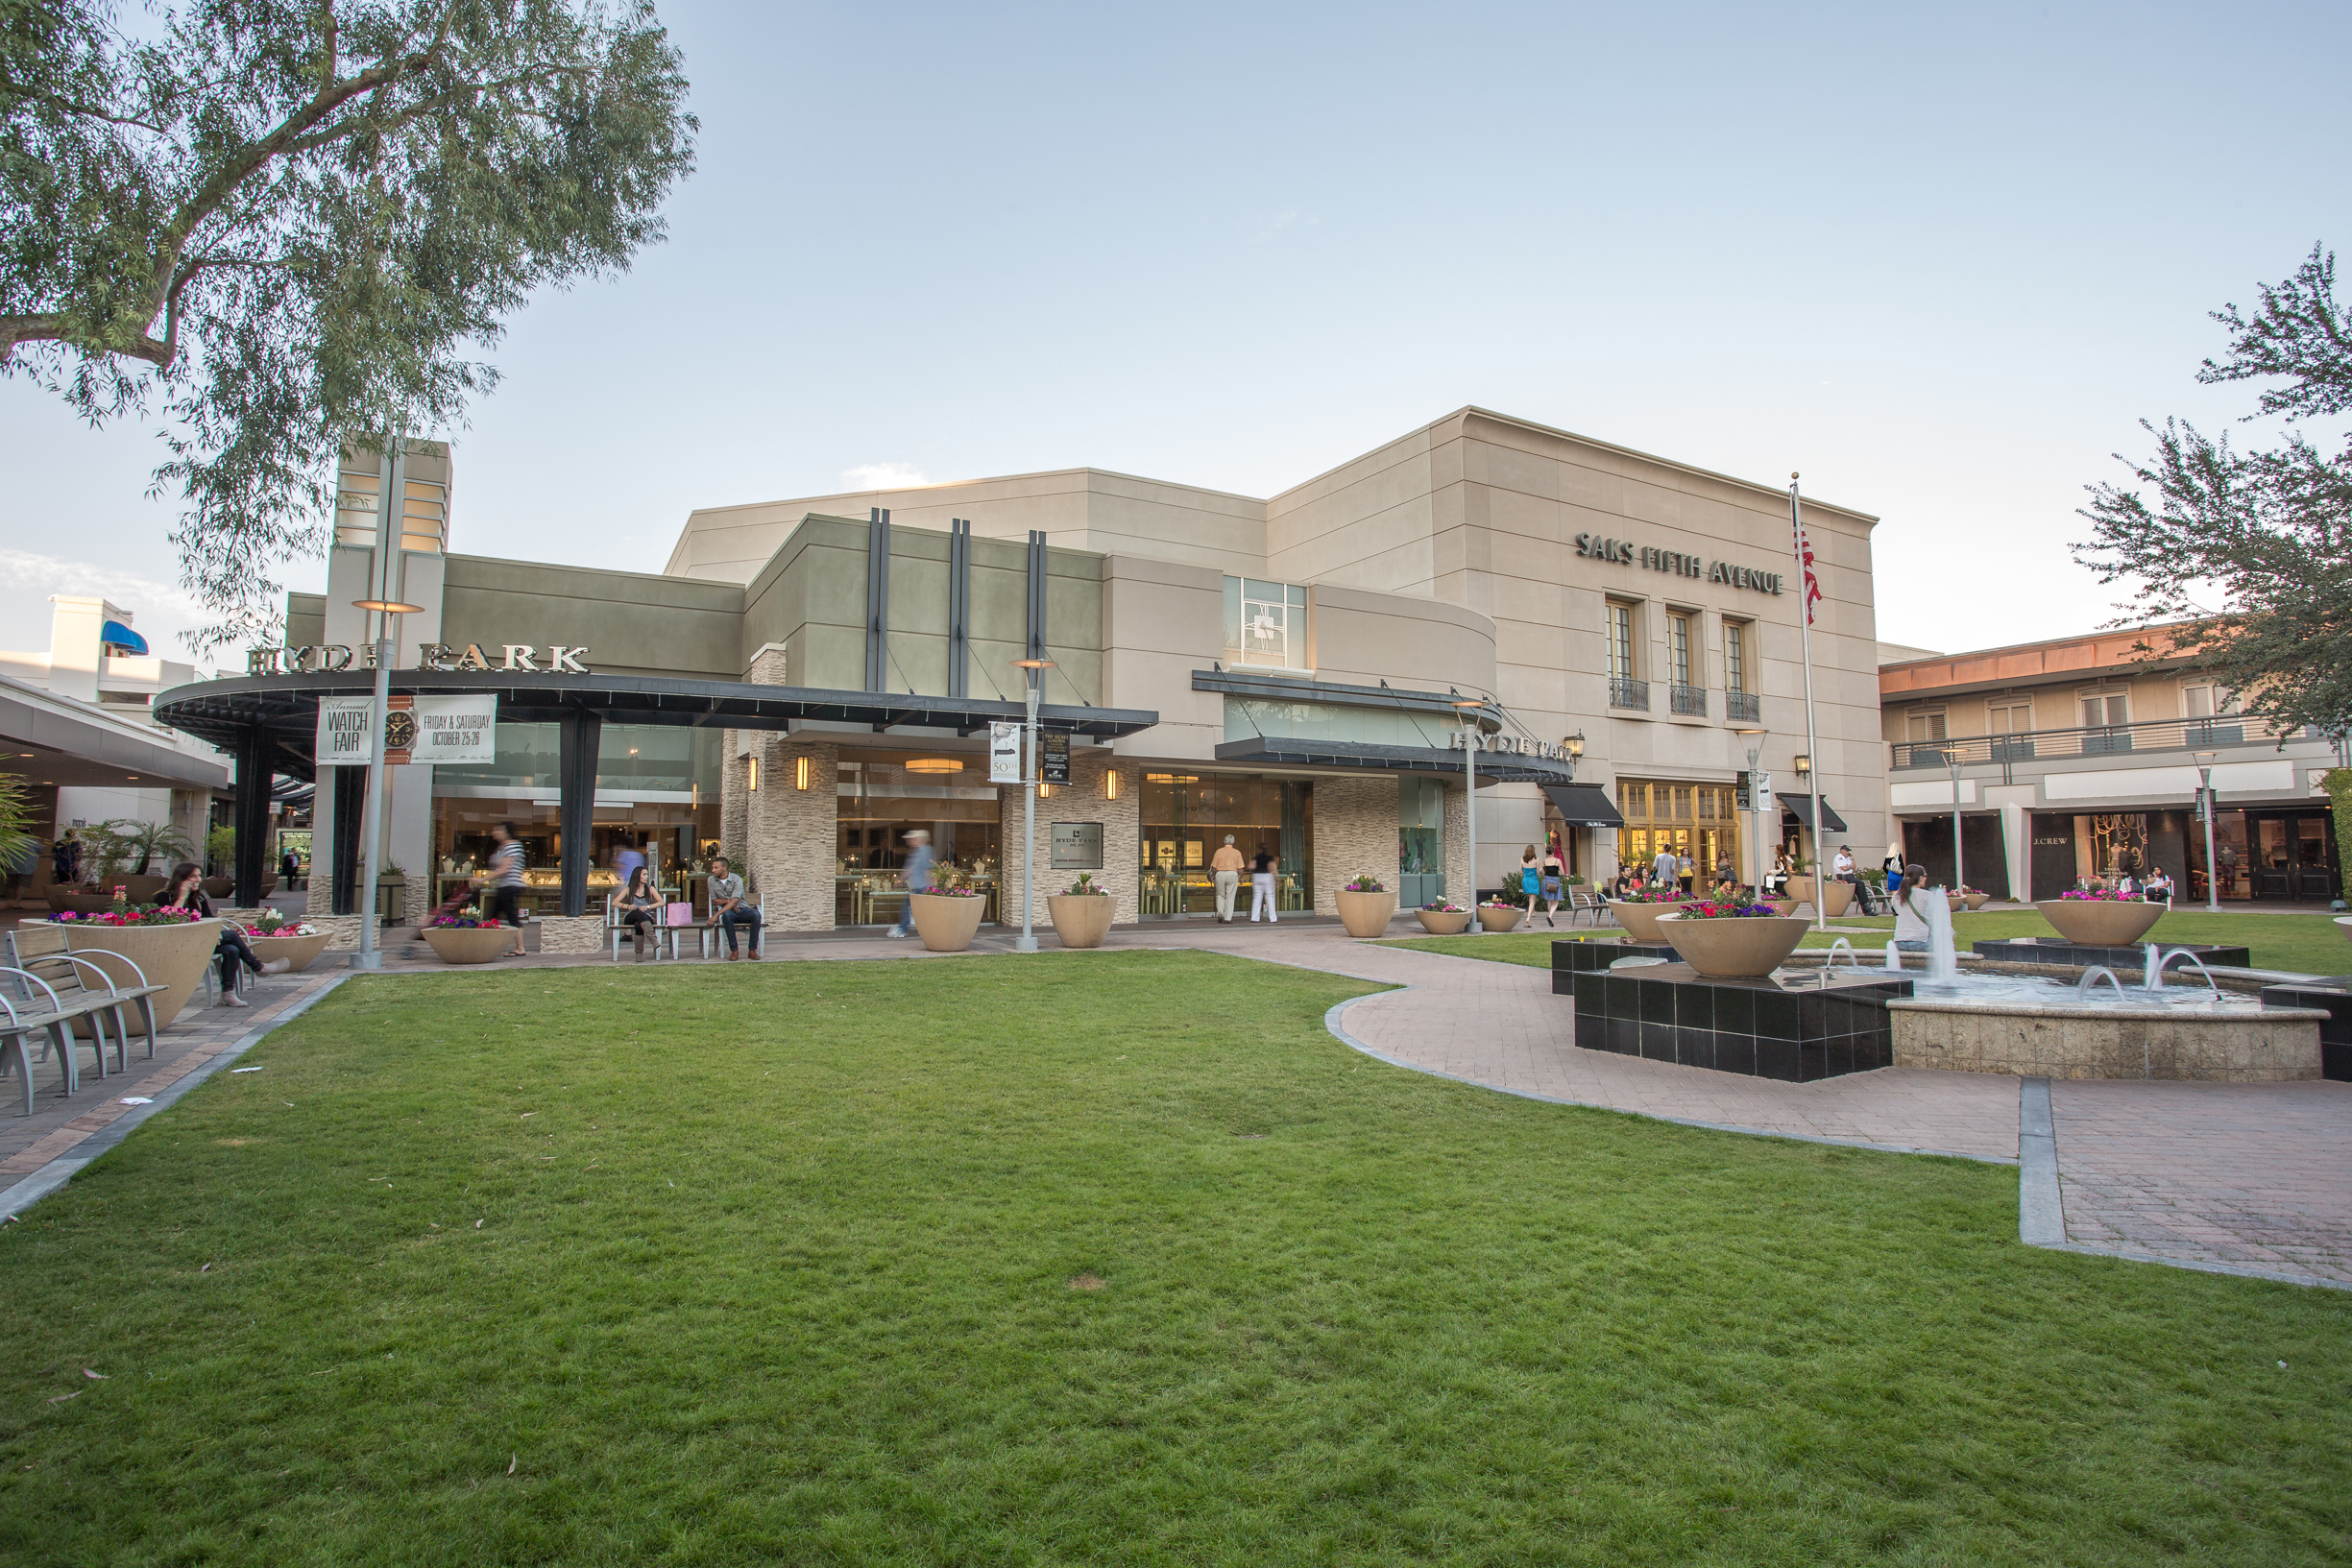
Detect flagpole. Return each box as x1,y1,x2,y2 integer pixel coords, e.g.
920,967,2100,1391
1791,473,1828,934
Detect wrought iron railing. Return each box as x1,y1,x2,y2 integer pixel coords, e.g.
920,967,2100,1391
1726,689,1760,723
1670,684,1709,716
1890,714,2322,770
1610,676,1649,712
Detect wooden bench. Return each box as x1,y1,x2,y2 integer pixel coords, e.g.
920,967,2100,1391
8,925,168,1072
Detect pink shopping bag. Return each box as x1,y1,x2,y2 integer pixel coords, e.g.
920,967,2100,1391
664,902,694,927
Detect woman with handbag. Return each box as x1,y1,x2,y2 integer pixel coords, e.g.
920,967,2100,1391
1538,842,1566,928
615,865,662,960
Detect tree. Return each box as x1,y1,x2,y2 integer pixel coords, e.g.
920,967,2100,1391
1,0,694,652
2073,245,2352,740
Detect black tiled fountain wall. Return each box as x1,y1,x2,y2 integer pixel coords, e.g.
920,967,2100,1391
2259,982,2352,1081
1549,940,1678,990
1552,942,1910,1082
1974,937,2251,971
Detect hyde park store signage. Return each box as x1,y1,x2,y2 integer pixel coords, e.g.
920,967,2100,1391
248,641,592,675
1574,533,1786,595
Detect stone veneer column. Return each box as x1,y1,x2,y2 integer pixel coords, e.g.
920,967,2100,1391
745,737,837,931
998,749,1141,928
1312,775,1399,915
1443,782,1470,904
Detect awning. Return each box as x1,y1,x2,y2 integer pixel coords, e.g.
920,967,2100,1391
1542,783,1624,828
100,619,150,656
1212,736,1576,784
1777,792,1848,832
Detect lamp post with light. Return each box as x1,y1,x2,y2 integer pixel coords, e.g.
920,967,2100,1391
1453,697,1488,929
2195,749,2220,911
350,441,423,971
1734,727,1766,897
1012,657,1055,953
1793,751,1827,931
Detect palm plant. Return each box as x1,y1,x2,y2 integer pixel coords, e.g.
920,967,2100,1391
0,775,37,878
105,818,195,877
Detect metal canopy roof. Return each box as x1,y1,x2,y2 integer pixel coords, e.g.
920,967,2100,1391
1213,736,1577,784
153,671,1160,782
1542,783,1624,828
1193,667,1504,731
1776,791,1849,833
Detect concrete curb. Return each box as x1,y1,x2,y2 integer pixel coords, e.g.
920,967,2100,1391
2016,1077,2066,1245
0,973,352,1219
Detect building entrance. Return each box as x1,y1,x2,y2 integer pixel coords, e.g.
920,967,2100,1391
1616,780,1734,890
1140,771,1310,916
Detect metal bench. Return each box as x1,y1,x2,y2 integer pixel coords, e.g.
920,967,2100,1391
8,925,166,1069
0,967,119,1113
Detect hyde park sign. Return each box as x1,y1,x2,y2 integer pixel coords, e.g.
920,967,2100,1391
1573,532,1786,595
248,641,592,675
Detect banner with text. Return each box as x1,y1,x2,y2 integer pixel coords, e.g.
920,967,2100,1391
315,696,376,766
412,694,499,762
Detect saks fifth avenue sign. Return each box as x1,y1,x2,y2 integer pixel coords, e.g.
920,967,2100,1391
249,641,591,675
1573,533,1786,595
1447,731,1576,763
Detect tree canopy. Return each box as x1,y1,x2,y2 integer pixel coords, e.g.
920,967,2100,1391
2074,246,2352,737
1,0,694,652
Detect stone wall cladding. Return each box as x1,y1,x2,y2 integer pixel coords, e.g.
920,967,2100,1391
535,914,607,955
1312,775,1398,916
1890,1004,2324,1081
1443,783,1470,903
999,750,1141,928
745,737,838,931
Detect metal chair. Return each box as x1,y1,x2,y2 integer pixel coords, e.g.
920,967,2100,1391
7,925,162,1068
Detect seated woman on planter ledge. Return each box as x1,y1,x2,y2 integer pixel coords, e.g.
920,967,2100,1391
1890,863,1937,953
160,861,288,1007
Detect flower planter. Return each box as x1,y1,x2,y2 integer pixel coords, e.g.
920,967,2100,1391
1606,900,1679,942
909,892,986,953
2034,899,2164,948
421,926,516,965
247,931,333,974
1964,890,1991,911
54,917,221,1031
1415,908,1471,935
1817,880,1855,918
1047,894,1114,950
1656,913,1812,979
1335,889,1397,938
1478,905,1523,932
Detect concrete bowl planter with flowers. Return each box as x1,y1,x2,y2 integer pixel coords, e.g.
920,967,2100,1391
1335,877,1396,938
1477,901,1524,932
909,889,988,952
1963,889,1992,911
2035,895,2164,947
52,911,220,1031
1605,897,1684,943
1415,903,1471,935
1047,874,1115,950
244,925,333,974
1657,907,1812,979
422,921,516,965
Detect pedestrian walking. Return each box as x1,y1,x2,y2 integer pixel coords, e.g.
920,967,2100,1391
1676,850,1694,894
889,829,934,938
1519,846,1542,919
1211,834,1244,924
1539,843,1566,928
709,856,760,959
1249,845,1278,923
616,865,661,960
613,833,646,887
53,828,81,886
1650,842,1677,887
485,820,528,957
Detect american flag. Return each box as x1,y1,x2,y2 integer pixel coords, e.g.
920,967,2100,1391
1790,479,1823,626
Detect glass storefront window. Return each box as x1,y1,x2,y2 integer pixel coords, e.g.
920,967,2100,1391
837,750,1004,926
1615,779,1734,885
1139,771,1311,916
1222,577,1311,670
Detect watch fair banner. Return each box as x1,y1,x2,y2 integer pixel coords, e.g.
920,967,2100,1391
412,694,498,761
315,696,376,765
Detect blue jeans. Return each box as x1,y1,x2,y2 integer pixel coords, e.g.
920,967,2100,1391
1895,939,1929,953
893,885,930,934
720,906,760,953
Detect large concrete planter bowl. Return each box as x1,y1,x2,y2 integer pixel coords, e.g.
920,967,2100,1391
1478,905,1524,932
1335,889,1397,938
1046,894,1114,950
1963,890,1992,911
1657,913,1811,979
56,917,220,1031
1816,880,1855,918
1606,900,1680,942
2035,899,2164,947
909,893,986,953
1415,908,1471,935
247,931,333,973
422,926,514,965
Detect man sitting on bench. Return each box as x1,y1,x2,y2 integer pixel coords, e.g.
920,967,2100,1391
710,857,760,960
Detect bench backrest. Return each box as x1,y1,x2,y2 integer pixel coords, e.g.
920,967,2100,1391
8,924,114,1001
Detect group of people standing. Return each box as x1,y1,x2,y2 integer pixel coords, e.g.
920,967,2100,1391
1210,836,1282,923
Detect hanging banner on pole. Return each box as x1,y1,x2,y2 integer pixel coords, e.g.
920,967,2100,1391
1040,731,1070,785
315,696,376,766
989,721,1023,784
412,694,498,762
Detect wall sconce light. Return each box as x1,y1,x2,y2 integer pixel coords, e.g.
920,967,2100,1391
1794,753,1811,776
794,754,811,790
1104,768,1121,801
1037,781,1053,799
747,757,759,792
1564,731,1585,760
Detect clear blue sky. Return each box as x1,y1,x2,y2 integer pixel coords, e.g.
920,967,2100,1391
5,1,2347,663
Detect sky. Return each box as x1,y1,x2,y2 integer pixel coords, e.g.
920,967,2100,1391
5,0,2348,665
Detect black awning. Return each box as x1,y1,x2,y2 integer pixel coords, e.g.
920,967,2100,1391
1542,784,1624,828
1212,736,1577,784
1777,792,1848,832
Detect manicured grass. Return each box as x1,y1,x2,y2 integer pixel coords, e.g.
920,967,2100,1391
1,953,2345,1565
1386,910,2352,976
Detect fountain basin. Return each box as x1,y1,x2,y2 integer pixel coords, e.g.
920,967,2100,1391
1974,936,2250,973
1889,976,2323,1080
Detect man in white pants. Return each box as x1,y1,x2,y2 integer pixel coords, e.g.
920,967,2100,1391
1249,845,1278,923
1210,835,1244,923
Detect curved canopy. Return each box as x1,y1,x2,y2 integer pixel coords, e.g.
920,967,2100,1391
99,620,150,656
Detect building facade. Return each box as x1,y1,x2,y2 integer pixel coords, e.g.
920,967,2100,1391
158,408,1888,925
1880,628,2346,903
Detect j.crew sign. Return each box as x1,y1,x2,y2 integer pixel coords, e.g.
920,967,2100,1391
249,641,592,675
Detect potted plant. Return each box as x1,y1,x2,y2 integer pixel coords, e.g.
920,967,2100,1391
909,865,989,953
1813,878,1855,918
1783,856,1821,913
2035,887,2164,947
241,909,333,973
420,912,515,964
1962,886,1992,911
1047,872,1115,950
50,903,219,1029
1477,897,1524,932
1657,899,1812,978
1414,899,1471,935
1604,884,1688,942
1334,874,1396,938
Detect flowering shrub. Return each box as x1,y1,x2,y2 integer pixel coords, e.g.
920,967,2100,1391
916,865,986,898
2059,887,2134,902
1341,875,1385,894
55,906,197,928
242,920,317,938
1060,873,1108,897
1611,885,1689,905
429,913,499,929
1479,897,1520,910
1418,900,1466,913
1666,899,1786,920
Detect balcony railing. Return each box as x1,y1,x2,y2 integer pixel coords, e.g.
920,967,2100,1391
1610,676,1650,712
1670,683,1709,716
1890,714,2321,770
1726,689,1759,723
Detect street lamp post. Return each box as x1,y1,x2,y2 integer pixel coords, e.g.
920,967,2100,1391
1945,749,1965,903
1454,698,1487,930
1012,658,1055,953
1734,728,1766,897
350,440,423,972
2195,749,2220,912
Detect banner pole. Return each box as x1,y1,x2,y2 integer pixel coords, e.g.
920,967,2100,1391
1791,474,1828,934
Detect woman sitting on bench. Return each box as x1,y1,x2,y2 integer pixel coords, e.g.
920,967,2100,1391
161,862,285,1008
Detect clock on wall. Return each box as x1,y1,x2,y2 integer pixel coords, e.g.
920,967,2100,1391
383,711,418,753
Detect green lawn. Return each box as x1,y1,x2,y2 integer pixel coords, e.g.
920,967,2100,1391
1385,910,2352,976
1,953,2344,1565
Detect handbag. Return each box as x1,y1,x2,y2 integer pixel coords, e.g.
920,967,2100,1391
664,902,694,927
